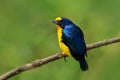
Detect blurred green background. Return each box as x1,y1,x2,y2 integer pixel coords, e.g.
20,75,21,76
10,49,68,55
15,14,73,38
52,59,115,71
0,0,120,80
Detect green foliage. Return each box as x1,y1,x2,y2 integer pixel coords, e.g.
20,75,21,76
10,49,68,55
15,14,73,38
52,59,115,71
0,0,120,80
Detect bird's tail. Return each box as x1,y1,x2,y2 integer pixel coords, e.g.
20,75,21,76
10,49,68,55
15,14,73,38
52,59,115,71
79,56,88,71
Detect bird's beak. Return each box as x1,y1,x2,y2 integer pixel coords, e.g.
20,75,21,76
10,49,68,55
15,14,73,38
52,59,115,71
52,20,57,24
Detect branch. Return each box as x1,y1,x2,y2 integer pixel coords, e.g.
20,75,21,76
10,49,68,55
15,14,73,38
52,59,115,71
0,37,120,80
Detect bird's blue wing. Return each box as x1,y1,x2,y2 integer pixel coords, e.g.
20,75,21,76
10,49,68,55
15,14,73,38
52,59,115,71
62,25,86,60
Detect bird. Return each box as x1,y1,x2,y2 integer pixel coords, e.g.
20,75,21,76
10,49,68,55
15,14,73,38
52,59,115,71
52,17,88,71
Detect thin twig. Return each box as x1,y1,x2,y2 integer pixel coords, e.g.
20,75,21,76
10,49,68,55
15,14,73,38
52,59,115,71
0,37,120,80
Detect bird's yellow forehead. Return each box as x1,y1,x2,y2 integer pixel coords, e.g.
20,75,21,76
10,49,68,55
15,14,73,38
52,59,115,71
55,17,62,21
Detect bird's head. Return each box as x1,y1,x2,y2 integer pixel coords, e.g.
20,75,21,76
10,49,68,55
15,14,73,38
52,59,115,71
52,17,73,28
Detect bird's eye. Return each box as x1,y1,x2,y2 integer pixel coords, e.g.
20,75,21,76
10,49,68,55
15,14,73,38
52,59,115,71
59,20,63,23
58,20,64,26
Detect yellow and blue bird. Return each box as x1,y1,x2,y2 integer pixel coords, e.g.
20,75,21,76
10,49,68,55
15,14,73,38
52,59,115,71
53,17,88,71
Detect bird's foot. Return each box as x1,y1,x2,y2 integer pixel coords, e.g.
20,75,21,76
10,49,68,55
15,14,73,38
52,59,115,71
63,56,67,62
62,52,67,62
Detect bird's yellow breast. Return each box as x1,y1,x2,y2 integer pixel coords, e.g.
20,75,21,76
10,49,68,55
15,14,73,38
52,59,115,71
57,26,71,56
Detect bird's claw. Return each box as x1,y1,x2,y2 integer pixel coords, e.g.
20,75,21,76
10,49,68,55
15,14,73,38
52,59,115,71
64,56,67,62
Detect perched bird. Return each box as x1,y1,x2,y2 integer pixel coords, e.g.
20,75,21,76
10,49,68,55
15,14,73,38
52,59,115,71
52,17,88,71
